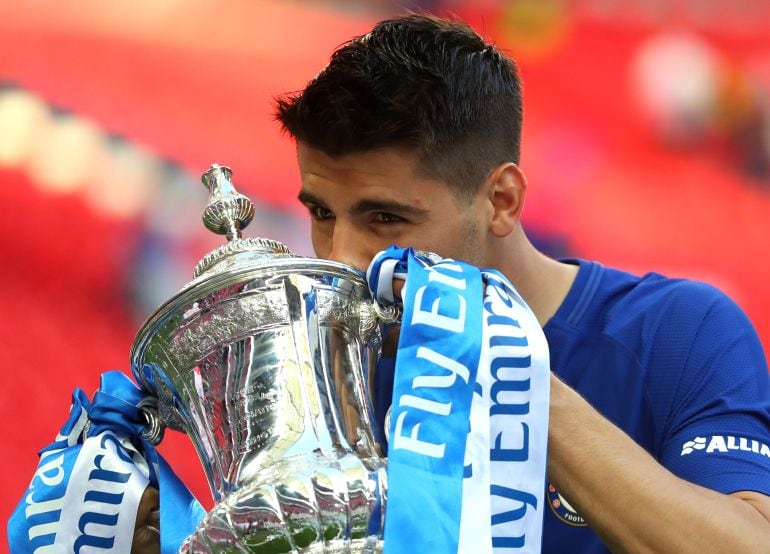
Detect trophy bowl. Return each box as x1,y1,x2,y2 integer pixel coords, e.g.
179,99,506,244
130,165,395,553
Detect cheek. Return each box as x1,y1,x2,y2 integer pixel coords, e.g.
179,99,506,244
432,219,486,266
401,230,456,260
458,234,487,267
310,223,331,258
460,220,488,266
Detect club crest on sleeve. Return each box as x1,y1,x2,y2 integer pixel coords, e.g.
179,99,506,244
547,483,587,527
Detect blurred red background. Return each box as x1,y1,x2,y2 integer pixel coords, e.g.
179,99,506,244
2,0,769,546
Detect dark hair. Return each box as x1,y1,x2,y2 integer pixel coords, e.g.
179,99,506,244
275,14,523,200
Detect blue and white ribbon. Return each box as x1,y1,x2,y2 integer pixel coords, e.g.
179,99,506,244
8,371,205,553
367,246,550,554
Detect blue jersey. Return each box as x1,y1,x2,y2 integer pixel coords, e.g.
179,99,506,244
374,258,770,552
541,259,770,553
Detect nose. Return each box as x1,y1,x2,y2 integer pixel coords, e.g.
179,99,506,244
326,220,373,272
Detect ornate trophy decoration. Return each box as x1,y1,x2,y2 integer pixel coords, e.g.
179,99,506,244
131,165,397,552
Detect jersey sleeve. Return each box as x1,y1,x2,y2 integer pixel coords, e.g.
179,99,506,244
653,284,770,495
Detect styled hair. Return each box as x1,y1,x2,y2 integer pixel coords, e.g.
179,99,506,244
275,14,523,200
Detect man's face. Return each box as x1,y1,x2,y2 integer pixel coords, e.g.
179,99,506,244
297,142,490,271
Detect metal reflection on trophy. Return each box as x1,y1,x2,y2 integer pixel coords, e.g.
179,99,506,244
131,164,397,552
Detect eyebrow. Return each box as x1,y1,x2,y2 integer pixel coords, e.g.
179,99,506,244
297,190,326,207
298,190,428,217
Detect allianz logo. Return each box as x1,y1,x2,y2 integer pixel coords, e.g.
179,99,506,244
681,435,770,458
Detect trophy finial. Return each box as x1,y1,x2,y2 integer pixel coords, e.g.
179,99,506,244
201,164,255,241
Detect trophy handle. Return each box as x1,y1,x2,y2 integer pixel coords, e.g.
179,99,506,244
371,301,400,326
358,301,400,345
138,396,165,445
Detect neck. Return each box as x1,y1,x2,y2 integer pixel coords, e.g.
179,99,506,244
496,229,579,326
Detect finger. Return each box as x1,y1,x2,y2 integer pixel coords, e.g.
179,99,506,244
132,485,160,554
392,277,405,299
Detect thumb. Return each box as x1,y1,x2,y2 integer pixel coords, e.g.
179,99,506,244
132,485,160,554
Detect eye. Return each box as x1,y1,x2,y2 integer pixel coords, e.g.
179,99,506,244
373,212,406,224
307,205,334,221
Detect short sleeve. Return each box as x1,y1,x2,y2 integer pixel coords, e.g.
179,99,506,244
655,286,770,495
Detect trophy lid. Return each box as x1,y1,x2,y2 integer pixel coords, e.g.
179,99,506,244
191,164,293,280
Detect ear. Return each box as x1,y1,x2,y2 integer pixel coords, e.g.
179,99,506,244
484,162,527,237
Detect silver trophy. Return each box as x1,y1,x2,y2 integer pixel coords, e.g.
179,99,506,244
130,165,398,552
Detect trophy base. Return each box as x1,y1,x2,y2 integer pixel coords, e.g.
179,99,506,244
179,452,386,553
182,537,383,554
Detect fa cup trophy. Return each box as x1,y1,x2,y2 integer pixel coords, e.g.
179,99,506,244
130,165,397,552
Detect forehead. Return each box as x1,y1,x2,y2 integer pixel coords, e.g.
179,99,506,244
298,143,419,182
296,142,455,207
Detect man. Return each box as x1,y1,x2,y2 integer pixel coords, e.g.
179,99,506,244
16,13,768,554
272,13,770,553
